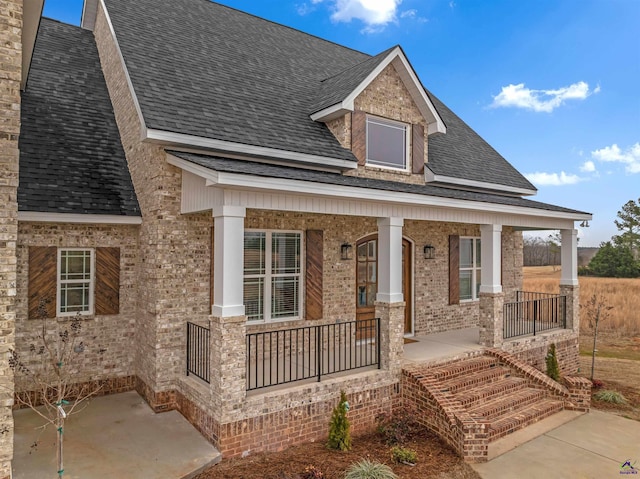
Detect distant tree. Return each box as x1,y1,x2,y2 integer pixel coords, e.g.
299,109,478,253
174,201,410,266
613,198,640,259
588,242,640,278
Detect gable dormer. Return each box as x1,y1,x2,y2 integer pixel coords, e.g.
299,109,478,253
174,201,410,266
310,46,445,184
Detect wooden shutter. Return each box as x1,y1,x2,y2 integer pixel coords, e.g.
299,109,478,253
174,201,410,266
351,111,367,166
305,230,323,320
449,235,460,305
95,247,120,315
28,246,57,319
412,123,425,174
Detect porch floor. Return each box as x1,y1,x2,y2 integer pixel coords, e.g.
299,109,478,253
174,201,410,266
403,326,484,364
12,391,221,479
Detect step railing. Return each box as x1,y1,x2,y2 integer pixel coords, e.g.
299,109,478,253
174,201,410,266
503,291,566,339
186,321,210,383
246,318,380,391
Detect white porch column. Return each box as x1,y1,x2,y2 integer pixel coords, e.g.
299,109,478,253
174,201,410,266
376,217,404,303
212,205,246,317
560,228,579,286
479,224,502,294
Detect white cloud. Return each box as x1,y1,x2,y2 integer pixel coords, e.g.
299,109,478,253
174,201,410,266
580,160,596,173
591,142,640,174
491,81,598,113
400,9,416,18
524,171,583,186
316,0,402,31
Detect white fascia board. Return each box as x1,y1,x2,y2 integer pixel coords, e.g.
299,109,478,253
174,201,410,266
424,170,537,196
167,154,221,184
147,128,357,172
312,47,446,135
204,170,591,222
18,212,142,225
98,0,147,138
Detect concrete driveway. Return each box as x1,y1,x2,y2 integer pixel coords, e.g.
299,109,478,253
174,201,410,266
472,410,640,479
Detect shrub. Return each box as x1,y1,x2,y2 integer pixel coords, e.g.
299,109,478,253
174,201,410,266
390,446,417,465
591,379,604,390
327,390,351,451
344,459,398,479
545,343,560,381
375,406,419,445
594,390,628,404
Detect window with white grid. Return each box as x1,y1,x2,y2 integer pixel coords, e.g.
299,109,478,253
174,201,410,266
459,237,481,301
243,231,302,322
58,249,94,316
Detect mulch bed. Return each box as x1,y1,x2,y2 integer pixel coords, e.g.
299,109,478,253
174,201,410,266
194,427,480,479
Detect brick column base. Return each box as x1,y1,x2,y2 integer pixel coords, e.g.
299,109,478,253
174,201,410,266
375,301,405,375
559,284,580,334
479,292,504,348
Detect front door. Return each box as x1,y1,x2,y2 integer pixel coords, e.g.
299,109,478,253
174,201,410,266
356,236,412,338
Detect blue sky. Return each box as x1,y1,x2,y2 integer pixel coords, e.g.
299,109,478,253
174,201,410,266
43,0,639,247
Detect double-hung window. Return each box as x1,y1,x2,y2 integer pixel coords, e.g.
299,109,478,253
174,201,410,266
459,238,481,301
243,231,302,322
58,248,94,316
366,116,408,170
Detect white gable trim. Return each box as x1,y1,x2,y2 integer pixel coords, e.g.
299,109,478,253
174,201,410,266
18,212,142,225
148,129,358,172
310,47,446,135
425,170,537,196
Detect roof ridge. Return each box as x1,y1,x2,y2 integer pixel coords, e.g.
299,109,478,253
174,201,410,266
319,45,398,83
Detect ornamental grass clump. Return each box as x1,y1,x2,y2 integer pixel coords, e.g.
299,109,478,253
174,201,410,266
594,390,628,404
344,459,398,479
327,390,351,451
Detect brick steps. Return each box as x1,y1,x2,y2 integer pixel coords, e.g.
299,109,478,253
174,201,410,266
440,366,512,394
468,387,545,420
407,354,567,454
488,398,564,441
457,377,528,407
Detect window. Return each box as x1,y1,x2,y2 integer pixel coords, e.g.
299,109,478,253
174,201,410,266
243,231,302,322
58,249,94,316
366,116,408,170
459,238,481,301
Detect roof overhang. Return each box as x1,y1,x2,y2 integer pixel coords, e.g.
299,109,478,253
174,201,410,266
310,47,446,136
81,0,99,30
18,211,142,224
425,169,538,196
21,0,45,90
167,153,592,227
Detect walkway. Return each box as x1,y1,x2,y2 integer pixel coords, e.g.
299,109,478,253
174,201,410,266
13,391,221,479
472,410,640,479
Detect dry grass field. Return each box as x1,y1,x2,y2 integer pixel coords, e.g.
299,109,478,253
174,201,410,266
524,266,640,420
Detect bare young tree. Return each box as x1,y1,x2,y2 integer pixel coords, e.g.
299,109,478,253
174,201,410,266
9,300,103,479
583,292,614,382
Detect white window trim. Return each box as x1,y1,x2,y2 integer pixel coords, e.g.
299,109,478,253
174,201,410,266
365,115,410,172
57,248,95,317
460,237,481,303
244,229,305,323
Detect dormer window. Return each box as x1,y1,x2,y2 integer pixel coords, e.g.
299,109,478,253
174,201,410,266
366,116,409,171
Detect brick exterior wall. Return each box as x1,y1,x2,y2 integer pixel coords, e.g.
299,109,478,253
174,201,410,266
14,223,139,391
503,333,580,376
94,5,212,396
0,1,22,476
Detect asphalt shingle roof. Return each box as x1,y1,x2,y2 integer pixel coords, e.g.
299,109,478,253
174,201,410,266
169,151,587,216
104,0,536,194
19,18,140,216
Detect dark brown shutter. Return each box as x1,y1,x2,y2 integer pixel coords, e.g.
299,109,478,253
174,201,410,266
449,235,460,305
95,247,120,315
28,246,57,319
351,111,367,166
412,123,425,174
305,230,323,320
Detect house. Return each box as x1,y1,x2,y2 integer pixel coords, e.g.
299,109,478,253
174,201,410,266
0,0,593,474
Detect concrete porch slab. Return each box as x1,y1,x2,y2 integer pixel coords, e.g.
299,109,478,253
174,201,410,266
13,391,221,479
403,327,483,364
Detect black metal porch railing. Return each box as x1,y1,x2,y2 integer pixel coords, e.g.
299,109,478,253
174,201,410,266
186,322,210,383
246,318,380,391
503,291,567,339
